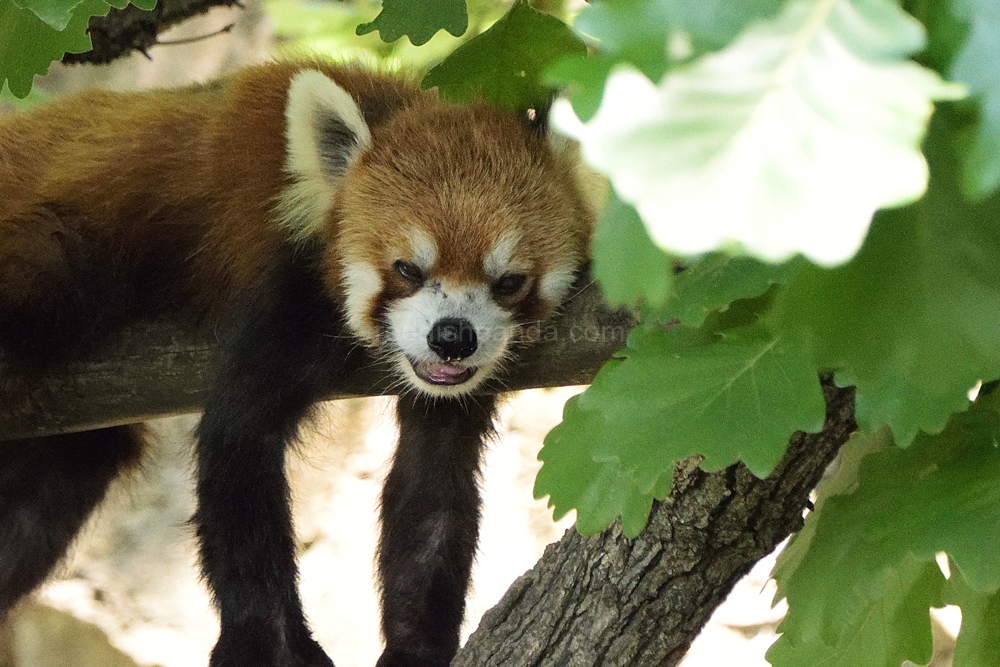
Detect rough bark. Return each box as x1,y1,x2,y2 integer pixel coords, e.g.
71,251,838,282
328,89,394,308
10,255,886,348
62,0,241,65
454,379,856,667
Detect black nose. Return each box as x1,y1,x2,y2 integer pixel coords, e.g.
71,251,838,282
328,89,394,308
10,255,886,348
427,318,478,361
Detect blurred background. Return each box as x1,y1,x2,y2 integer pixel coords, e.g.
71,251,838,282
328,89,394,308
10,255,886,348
0,2,957,665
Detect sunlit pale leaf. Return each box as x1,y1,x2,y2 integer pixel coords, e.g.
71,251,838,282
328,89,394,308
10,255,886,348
547,0,782,121
553,0,964,266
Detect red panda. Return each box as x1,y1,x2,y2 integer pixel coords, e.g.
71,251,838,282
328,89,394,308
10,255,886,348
0,61,594,667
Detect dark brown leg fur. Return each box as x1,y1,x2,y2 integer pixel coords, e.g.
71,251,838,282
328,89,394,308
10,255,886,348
376,395,497,667
0,425,145,615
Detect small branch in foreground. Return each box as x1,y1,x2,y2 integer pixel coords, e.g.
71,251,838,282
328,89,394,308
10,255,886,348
155,22,235,46
62,0,242,65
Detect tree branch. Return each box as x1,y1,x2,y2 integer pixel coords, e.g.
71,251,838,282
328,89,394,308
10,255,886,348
62,0,242,65
455,378,856,666
0,280,631,440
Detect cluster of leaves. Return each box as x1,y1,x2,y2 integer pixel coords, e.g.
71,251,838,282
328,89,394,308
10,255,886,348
7,0,1000,663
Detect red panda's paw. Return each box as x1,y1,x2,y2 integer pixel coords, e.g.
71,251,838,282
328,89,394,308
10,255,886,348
375,648,451,667
209,628,335,667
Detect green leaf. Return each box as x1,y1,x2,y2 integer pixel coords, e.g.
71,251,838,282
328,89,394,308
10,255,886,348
1,79,50,109
0,0,119,98
552,0,964,266
772,392,1000,655
662,0,785,55
544,52,614,122
571,0,783,79
768,557,944,667
950,0,1000,198
533,399,665,537
422,1,586,111
356,0,468,46
535,319,825,536
668,254,805,327
944,569,1000,667
779,110,1000,444
592,194,673,313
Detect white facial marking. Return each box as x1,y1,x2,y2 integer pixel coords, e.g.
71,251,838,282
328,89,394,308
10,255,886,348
539,265,577,307
279,70,372,241
385,283,514,397
483,231,523,280
406,228,438,272
341,261,382,344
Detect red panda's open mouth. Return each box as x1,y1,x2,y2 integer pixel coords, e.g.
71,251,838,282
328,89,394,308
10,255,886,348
412,360,477,386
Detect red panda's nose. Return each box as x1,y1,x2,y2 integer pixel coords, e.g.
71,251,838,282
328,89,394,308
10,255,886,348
427,318,478,361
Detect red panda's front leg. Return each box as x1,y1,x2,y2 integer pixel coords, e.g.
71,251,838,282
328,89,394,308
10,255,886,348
377,394,498,667
194,252,364,667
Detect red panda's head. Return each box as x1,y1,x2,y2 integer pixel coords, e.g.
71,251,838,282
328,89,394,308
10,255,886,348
279,70,595,397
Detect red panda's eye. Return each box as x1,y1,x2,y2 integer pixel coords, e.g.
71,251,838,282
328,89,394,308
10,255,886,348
493,273,527,298
394,260,424,285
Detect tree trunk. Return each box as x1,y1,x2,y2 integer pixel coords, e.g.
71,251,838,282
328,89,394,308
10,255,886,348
455,380,856,667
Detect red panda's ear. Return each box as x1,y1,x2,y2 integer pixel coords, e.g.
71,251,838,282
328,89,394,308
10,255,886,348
279,70,372,240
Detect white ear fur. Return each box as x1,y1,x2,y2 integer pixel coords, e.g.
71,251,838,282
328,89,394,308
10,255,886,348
278,70,372,241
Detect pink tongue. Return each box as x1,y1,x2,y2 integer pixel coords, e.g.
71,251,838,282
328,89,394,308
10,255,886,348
422,362,469,384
